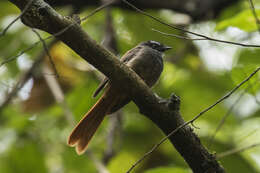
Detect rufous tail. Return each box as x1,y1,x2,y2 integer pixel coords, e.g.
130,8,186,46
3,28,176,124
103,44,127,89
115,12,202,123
68,88,117,155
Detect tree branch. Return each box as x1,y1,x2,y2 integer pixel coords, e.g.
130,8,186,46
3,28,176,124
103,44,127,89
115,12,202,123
8,0,224,172
217,143,260,159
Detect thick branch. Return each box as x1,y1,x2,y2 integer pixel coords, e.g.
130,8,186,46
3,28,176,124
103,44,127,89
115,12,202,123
9,0,224,172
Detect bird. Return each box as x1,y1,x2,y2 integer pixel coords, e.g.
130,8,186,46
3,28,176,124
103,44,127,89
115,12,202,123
67,40,171,155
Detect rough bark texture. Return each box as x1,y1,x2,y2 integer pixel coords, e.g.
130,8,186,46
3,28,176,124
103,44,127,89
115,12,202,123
45,0,240,21
9,0,225,172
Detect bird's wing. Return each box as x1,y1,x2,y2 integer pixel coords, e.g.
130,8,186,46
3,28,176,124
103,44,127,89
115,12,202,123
93,77,109,98
121,46,142,63
92,45,142,97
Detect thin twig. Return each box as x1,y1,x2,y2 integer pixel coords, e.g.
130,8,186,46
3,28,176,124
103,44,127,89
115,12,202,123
247,78,260,105
208,84,253,148
81,0,116,21
152,28,207,41
237,128,259,144
0,40,41,67
209,78,260,148
217,143,260,159
248,0,260,33
0,0,33,37
190,67,260,124
31,28,59,77
122,0,260,48
126,67,260,173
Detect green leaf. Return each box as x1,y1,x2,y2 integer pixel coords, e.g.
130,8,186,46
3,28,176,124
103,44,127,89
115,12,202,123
238,48,260,65
66,76,99,121
0,2,20,18
62,148,96,173
2,105,32,132
108,151,138,173
216,9,260,32
202,137,259,173
216,1,244,22
1,141,47,173
236,49,260,94
231,65,259,95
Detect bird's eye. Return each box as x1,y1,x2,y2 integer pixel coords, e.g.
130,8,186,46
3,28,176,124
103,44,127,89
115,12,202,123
152,44,158,48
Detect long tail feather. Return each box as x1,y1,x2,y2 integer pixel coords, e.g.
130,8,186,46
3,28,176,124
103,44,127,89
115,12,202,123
68,87,117,155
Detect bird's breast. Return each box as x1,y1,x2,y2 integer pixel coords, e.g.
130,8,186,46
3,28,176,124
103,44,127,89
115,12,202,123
126,48,163,87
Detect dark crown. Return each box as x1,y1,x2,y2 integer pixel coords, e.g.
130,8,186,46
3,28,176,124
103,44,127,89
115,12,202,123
141,40,171,52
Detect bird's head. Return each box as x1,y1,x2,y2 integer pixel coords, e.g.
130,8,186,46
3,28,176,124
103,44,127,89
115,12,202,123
141,40,171,52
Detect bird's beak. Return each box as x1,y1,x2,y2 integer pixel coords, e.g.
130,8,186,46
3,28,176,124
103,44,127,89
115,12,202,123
162,46,172,51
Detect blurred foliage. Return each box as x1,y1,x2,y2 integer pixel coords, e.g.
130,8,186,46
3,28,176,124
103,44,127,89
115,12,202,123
0,0,260,173
216,9,260,32
144,167,189,173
